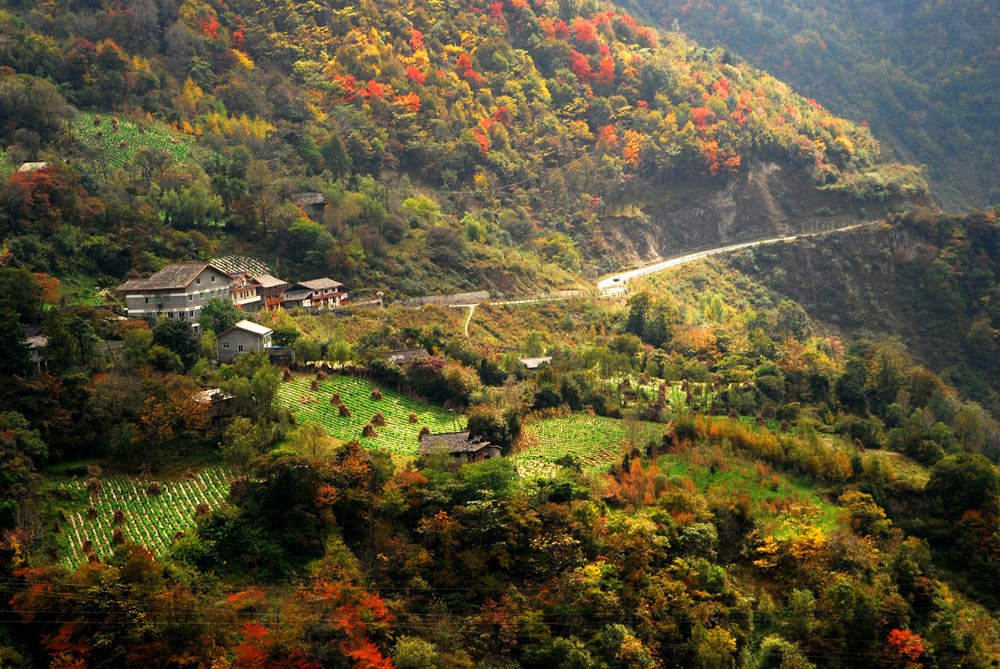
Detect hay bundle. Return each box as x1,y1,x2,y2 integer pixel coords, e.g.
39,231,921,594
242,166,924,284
338,404,351,418
118,140,127,151
282,368,293,382
88,553,100,564
780,421,790,433
417,426,430,442
727,408,739,421
370,389,383,401
331,392,341,404
316,370,328,381
681,379,690,392
112,509,127,526
310,379,320,391
754,414,766,428
301,396,317,404
408,412,418,424
194,502,210,518
86,478,102,495
93,114,102,126
854,438,865,451
95,130,104,139
82,539,93,554
183,469,196,481
146,482,162,497
85,506,98,520
112,528,125,545
362,423,378,438
137,121,145,134
371,412,386,427
173,531,185,542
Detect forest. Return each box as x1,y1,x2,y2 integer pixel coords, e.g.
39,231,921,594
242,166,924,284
1,0,999,666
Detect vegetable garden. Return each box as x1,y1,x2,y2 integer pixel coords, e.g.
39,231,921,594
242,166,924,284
276,375,464,455
511,414,665,477
53,467,230,568
72,112,196,168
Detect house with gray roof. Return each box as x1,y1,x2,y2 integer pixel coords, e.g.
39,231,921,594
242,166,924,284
418,431,501,463
384,347,431,365
285,278,348,310
217,320,273,363
116,263,235,331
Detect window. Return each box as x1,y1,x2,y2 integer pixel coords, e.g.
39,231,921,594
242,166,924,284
211,275,216,282
196,277,201,285
188,294,193,301
222,342,230,348
144,297,149,304
238,345,244,352
168,312,174,318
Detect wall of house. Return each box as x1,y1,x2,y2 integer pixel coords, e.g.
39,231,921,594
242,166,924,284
125,267,234,327
217,329,270,363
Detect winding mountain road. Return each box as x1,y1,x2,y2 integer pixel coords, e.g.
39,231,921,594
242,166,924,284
596,222,877,295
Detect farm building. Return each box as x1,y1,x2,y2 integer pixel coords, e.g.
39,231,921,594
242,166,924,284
384,348,431,365
285,278,348,310
291,192,327,221
419,431,501,463
116,262,235,331
217,320,273,363
519,356,552,370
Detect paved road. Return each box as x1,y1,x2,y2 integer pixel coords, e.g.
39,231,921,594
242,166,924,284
596,223,877,295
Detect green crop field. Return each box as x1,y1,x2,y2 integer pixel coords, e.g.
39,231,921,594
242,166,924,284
511,414,666,477
72,112,196,168
276,375,464,455
52,466,231,568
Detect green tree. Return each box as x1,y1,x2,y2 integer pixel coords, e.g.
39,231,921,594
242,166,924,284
198,298,242,336
626,292,650,337
926,453,1000,519
153,320,199,370
0,312,33,377
222,417,268,480
321,133,352,180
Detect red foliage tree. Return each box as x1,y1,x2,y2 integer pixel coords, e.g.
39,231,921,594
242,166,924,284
569,50,592,82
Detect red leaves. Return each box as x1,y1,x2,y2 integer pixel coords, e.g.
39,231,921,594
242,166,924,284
712,76,730,98
690,106,715,129
636,25,658,48
569,50,592,82
554,20,569,39
490,1,503,18
455,53,485,85
199,15,219,38
474,130,491,154
572,17,597,44
231,29,245,49
409,27,424,51
365,80,385,98
395,92,422,112
595,56,615,85
887,629,925,667
405,65,426,84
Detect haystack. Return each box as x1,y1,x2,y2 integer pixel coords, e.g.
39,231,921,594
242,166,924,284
112,528,125,545
728,408,739,421
754,414,766,428
338,404,352,418
331,392,341,404
146,482,162,497
310,379,320,391
371,412,386,427
112,509,127,526
195,502,210,518
362,423,378,438
282,368,293,382
417,426,430,442
370,389,383,401
408,412,418,423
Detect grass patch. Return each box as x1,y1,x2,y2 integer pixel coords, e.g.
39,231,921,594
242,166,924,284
276,374,464,455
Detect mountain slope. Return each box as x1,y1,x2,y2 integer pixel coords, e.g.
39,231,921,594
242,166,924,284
0,0,927,298
623,0,999,210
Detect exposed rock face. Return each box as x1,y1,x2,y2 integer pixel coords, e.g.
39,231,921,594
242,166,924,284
600,161,923,266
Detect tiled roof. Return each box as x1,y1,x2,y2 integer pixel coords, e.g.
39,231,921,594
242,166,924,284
519,356,553,369
210,255,272,277
283,290,312,302
117,263,232,292
296,278,344,290
418,431,493,455
292,192,326,206
220,320,272,338
256,274,288,288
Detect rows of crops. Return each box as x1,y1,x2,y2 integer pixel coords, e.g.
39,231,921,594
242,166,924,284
73,112,194,168
276,375,464,455
54,467,230,567
511,414,665,477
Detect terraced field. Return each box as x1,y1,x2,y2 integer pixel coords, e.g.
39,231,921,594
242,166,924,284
276,375,464,455
53,467,231,567
511,414,665,477
72,112,196,168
